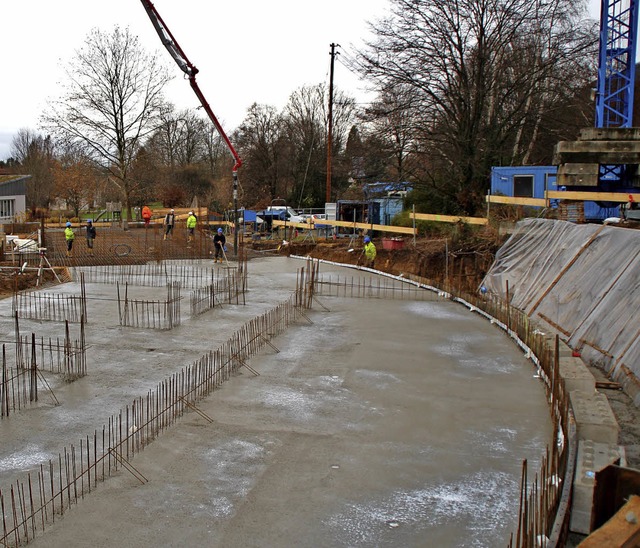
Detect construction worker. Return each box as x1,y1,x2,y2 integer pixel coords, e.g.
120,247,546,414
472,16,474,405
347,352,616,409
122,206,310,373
85,219,96,255
64,221,75,257
163,209,175,240
186,211,197,243
141,205,152,227
363,236,376,269
213,227,226,263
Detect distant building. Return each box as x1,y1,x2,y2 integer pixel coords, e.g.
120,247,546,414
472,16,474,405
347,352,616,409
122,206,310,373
0,174,29,222
363,182,411,225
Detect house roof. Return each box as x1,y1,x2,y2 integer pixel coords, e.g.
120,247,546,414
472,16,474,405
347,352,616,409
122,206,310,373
0,174,30,197
363,182,412,198
0,174,30,184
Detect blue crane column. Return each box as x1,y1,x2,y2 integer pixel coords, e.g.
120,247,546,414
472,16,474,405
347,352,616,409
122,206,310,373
595,0,639,189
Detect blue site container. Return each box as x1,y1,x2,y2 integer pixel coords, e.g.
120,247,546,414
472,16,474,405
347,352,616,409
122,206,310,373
490,166,619,221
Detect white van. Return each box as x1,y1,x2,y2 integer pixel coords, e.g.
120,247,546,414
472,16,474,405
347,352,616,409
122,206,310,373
266,206,305,224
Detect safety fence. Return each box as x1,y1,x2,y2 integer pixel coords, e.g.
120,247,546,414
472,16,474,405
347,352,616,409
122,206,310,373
0,293,306,546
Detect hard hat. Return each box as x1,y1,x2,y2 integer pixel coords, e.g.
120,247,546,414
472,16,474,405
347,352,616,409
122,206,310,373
87,219,92,223
66,221,71,227
217,228,223,233
364,236,371,243
189,211,193,215
170,209,174,212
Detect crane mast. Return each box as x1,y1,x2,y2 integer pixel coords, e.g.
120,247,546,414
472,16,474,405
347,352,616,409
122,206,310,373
596,0,639,129
595,0,639,190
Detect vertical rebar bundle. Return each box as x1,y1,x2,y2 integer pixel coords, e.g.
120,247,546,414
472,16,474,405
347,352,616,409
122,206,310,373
12,276,88,323
189,256,249,316
116,282,182,330
72,264,219,289
14,322,87,380
0,343,39,417
313,273,442,301
294,257,320,309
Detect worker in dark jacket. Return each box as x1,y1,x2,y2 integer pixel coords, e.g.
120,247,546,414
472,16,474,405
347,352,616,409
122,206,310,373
163,209,175,240
86,219,96,255
213,227,226,263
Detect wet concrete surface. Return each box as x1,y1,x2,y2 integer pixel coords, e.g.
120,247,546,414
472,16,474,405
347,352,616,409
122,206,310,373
0,257,552,547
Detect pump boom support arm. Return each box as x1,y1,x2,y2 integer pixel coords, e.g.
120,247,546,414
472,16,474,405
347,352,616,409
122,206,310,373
139,0,242,173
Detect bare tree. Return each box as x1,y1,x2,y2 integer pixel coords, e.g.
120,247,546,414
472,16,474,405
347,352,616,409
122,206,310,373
10,129,56,214
42,26,172,227
282,84,356,207
355,0,597,214
150,107,208,168
52,144,98,218
362,86,420,184
235,103,286,202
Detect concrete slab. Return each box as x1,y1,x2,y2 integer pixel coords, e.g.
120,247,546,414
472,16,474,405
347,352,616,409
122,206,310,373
0,257,553,547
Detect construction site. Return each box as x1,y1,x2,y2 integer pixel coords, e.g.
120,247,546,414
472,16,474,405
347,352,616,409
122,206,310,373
0,218,636,548
0,0,639,544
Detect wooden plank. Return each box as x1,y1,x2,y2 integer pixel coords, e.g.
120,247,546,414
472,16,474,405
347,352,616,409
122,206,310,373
486,195,548,207
581,494,640,547
411,212,489,225
272,219,417,235
546,190,638,202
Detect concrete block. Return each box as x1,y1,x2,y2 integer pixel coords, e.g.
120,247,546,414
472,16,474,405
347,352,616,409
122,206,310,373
544,336,574,358
570,440,625,534
559,356,596,393
570,390,620,444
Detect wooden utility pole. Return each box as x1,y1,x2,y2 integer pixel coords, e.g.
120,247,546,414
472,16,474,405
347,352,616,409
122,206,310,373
326,43,339,204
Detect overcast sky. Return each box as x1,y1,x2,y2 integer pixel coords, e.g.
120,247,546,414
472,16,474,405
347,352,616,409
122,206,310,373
0,0,603,161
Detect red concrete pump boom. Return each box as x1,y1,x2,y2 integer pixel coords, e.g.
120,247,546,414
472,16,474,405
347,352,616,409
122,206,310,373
139,0,242,174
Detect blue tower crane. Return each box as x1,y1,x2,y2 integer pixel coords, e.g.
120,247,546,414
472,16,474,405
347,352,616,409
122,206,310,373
595,0,639,190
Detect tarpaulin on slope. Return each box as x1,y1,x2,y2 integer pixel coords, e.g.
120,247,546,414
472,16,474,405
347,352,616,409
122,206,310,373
482,218,640,383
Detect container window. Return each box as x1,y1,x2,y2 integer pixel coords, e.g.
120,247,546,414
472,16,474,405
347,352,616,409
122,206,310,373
513,175,534,197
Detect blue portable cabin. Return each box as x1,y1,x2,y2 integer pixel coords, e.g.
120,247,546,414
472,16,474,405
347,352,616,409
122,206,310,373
363,182,412,225
256,209,287,232
490,166,619,222
237,208,261,232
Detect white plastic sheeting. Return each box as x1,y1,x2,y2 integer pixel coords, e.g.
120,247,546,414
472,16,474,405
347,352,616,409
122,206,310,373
482,218,640,388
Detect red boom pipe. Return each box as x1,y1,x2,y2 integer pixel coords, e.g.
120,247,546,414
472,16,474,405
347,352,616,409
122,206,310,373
139,0,242,172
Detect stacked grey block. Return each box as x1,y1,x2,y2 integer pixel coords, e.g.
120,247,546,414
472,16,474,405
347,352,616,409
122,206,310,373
560,339,624,535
